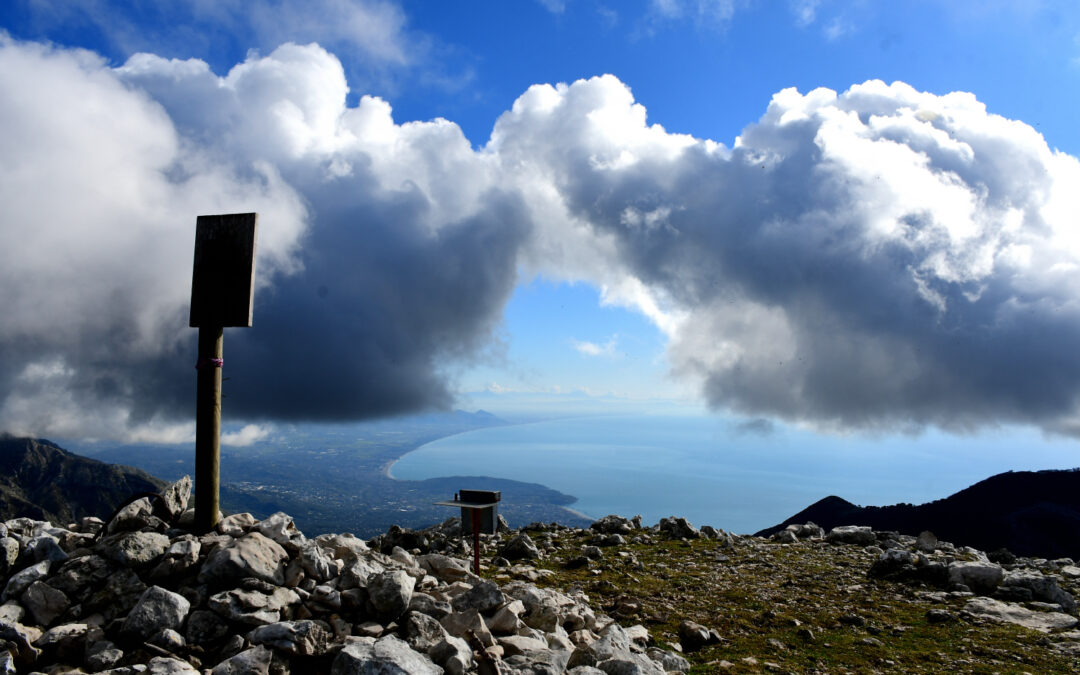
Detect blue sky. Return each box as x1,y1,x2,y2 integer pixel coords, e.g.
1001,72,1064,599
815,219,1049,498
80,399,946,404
3,1,1080,449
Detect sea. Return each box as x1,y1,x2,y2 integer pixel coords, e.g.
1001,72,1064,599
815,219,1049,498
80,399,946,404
388,414,1080,534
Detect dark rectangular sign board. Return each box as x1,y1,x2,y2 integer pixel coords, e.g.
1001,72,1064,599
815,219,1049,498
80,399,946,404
190,213,258,327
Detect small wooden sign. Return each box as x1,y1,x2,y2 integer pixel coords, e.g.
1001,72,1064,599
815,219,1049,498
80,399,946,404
190,213,258,327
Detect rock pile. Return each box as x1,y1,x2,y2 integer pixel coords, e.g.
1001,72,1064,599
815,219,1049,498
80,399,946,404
0,479,690,674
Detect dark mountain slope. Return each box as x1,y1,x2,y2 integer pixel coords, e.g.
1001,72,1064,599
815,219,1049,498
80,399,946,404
0,435,166,524
757,468,1080,559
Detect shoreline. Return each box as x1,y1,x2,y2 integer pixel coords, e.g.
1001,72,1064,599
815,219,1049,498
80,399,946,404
382,416,566,480
383,418,595,524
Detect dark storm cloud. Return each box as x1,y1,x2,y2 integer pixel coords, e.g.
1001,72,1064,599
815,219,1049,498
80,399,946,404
493,76,1080,434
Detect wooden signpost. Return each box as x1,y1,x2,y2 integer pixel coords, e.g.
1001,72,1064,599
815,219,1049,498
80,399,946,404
190,213,258,532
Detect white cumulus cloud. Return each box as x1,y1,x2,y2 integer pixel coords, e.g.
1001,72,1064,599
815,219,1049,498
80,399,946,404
3,35,1080,442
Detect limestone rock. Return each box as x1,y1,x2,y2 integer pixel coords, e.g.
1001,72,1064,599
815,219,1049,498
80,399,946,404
658,517,700,540
331,634,442,674
825,526,876,546
403,610,448,652
2,560,50,601
199,532,288,587
647,648,690,672
217,513,256,537
451,580,504,614
211,644,273,675
429,635,473,675
86,639,124,671
186,609,231,646
1002,570,1077,612
499,533,541,561
122,586,191,641
591,516,634,535
418,554,472,583
147,655,200,674
20,580,68,626
677,620,720,652
0,538,18,577
150,540,201,580
916,530,939,552
964,596,1078,632
367,569,415,620
247,620,331,656
96,531,170,567
253,512,302,547
441,607,495,647
155,476,192,521
107,497,156,534
209,587,298,626
947,561,1004,595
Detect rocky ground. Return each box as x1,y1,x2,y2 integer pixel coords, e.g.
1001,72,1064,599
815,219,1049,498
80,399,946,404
0,478,1077,674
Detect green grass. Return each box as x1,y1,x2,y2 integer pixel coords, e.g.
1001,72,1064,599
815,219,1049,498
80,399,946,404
498,529,1080,674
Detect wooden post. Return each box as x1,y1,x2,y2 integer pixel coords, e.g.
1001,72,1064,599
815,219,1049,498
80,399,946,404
190,213,258,533
195,326,223,533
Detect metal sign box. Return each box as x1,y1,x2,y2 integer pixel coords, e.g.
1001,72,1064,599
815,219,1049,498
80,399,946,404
437,489,501,535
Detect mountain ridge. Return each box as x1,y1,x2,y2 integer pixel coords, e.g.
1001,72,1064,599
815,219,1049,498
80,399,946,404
0,434,166,524
756,468,1080,559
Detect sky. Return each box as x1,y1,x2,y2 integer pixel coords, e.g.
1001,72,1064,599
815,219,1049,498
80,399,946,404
2,1,1080,449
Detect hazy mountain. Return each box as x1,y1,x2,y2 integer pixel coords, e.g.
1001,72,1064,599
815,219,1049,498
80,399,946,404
756,468,1080,559
0,435,166,524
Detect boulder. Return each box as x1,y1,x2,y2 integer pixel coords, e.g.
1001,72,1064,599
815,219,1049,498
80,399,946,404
122,586,191,641
916,530,939,552
947,561,1004,595
150,539,201,580
20,580,68,626
96,531,170,567
217,513,257,537
591,516,634,535
403,610,448,652
367,570,415,620
2,560,50,601
677,620,720,652
199,532,288,587
331,634,442,674
146,655,200,674
253,512,303,547
247,620,331,656
209,587,299,625
658,517,700,540
0,538,18,577
1001,571,1077,612
429,635,473,675
451,580,504,614
211,644,273,675
498,533,541,561
155,476,192,521
441,607,495,647
418,554,472,583
963,596,1078,632
825,526,876,546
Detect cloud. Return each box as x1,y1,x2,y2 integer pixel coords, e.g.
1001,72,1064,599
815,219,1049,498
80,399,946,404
489,75,1080,436
221,424,271,446
0,38,529,440
9,0,413,67
790,0,821,27
648,0,738,25
5,34,1080,441
571,336,619,358
536,0,567,14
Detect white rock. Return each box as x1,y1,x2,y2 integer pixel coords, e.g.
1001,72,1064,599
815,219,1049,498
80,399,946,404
964,596,1078,632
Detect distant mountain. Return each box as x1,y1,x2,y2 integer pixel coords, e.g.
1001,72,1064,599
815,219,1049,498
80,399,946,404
756,468,1080,559
0,435,166,524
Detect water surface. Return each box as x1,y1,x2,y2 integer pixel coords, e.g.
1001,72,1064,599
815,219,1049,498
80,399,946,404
390,414,1080,533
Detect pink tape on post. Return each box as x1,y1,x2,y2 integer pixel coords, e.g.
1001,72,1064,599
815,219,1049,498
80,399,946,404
195,357,224,370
